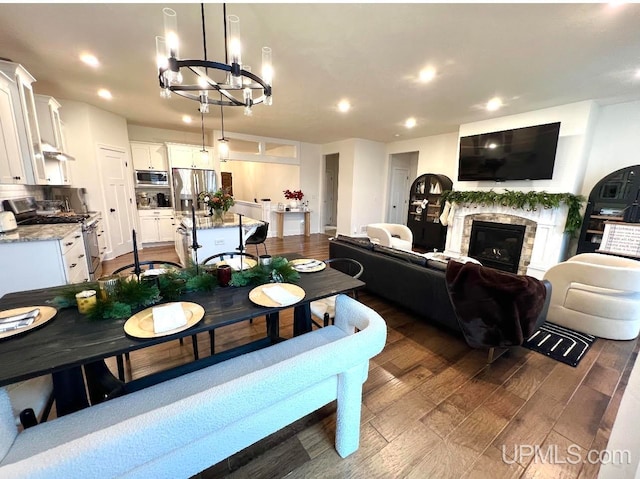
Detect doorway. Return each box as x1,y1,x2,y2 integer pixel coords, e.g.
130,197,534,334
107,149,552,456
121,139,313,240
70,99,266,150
387,152,418,224
324,153,339,235
98,146,136,258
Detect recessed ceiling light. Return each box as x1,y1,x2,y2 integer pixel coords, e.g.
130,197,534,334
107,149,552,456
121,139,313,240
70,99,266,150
635,69,640,78
97,89,112,100
182,115,192,124
486,97,502,111
419,67,436,83
405,117,416,129
338,99,351,113
394,133,400,137
608,1,625,8
80,53,99,68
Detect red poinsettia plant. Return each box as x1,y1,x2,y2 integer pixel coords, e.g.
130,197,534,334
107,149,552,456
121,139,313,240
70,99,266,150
283,189,304,201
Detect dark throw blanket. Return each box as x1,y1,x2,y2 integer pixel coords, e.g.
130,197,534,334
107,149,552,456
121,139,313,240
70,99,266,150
445,261,547,348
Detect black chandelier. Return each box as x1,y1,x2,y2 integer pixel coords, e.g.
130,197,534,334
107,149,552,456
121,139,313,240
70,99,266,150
156,3,273,117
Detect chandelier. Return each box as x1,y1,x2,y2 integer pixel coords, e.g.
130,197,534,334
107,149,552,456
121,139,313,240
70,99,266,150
156,3,273,117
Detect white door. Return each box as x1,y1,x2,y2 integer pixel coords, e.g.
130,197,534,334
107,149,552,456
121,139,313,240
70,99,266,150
98,147,135,257
388,166,409,224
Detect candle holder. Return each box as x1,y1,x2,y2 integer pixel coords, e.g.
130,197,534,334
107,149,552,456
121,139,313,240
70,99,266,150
97,275,119,300
76,290,97,314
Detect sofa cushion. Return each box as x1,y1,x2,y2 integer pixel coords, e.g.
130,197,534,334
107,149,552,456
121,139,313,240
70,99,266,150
372,245,427,266
334,235,374,250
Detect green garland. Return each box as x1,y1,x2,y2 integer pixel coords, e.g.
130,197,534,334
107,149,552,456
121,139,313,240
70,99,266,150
440,189,585,236
229,256,300,287
51,257,300,320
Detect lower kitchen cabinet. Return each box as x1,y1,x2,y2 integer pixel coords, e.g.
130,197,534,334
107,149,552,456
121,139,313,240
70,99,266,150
0,225,89,297
139,209,175,244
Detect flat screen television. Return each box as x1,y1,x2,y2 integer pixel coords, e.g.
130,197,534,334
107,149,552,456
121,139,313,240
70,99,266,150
458,122,561,181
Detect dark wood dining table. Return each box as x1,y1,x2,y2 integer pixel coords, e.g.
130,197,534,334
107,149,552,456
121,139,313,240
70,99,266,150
0,254,364,416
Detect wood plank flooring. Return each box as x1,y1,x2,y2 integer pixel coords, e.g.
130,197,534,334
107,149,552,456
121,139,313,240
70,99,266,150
97,235,638,479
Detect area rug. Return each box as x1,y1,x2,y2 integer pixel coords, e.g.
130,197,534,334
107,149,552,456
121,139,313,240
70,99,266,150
523,322,596,367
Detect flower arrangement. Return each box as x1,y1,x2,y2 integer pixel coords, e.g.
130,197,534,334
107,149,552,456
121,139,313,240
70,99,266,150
199,189,235,212
283,189,304,201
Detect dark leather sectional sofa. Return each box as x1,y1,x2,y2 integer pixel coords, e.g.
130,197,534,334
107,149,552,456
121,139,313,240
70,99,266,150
329,235,552,340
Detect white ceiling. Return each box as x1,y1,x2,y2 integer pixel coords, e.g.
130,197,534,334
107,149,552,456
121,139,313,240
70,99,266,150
0,3,639,145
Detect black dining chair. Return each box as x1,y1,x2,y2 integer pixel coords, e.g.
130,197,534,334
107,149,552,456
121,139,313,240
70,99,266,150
244,222,269,256
111,260,183,277
112,260,199,375
310,258,364,328
201,252,258,269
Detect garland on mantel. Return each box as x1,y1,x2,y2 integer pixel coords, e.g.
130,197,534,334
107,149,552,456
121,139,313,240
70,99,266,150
440,190,586,236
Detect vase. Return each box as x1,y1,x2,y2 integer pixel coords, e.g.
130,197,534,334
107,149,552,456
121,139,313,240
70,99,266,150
290,200,300,210
212,209,225,225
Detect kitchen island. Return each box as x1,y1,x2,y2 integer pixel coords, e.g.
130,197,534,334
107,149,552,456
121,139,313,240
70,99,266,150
175,212,262,265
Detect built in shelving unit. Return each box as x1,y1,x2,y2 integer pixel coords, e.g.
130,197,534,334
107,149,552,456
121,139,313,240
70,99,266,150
407,173,452,251
577,165,640,255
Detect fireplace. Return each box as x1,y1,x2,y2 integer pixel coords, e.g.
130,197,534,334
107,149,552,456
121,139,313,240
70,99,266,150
468,221,526,273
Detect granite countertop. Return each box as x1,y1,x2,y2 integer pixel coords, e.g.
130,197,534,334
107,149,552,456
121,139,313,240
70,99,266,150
0,223,83,244
0,211,101,244
177,212,262,230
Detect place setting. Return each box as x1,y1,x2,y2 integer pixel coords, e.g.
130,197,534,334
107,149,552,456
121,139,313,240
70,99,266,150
249,283,305,307
124,302,205,339
289,258,326,273
0,306,57,340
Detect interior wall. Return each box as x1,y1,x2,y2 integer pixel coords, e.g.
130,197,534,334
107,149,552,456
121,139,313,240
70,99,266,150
581,99,640,197
127,124,203,145
456,100,599,194
221,161,299,204
352,139,387,234
0,184,43,207
387,132,459,183
323,139,355,236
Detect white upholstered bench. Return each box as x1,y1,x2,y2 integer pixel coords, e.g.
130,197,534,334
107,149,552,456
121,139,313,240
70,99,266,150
0,295,386,479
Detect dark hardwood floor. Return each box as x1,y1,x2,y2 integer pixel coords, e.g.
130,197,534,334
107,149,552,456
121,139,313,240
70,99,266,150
98,234,637,479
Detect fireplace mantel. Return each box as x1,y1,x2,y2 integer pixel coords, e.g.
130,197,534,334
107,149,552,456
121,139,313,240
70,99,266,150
444,203,570,278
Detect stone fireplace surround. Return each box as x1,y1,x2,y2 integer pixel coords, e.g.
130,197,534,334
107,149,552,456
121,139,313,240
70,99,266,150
443,202,570,279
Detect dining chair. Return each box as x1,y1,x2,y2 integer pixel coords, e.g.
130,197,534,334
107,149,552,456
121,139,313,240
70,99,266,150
112,260,199,374
201,252,258,269
5,375,54,429
245,222,269,256
111,260,183,277
310,258,364,328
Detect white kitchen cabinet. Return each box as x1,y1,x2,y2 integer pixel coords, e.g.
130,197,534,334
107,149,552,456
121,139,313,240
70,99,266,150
139,209,175,243
0,60,47,185
96,215,108,260
35,95,64,151
0,226,89,297
36,95,72,186
0,72,26,185
167,143,212,169
131,142,168,171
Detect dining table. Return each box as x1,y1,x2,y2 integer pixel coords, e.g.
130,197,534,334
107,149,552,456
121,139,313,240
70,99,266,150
0,253,364,417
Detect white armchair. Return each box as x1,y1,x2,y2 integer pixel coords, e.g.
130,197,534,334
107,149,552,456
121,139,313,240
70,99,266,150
542,253,640,340
366,223,413,251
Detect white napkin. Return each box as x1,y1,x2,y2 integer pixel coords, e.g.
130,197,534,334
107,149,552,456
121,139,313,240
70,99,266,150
224,257,249,271
152,303,187,334
0,317,35,333
262,285,301,306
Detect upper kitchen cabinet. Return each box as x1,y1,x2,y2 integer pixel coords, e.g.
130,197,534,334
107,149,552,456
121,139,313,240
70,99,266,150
0,71,26,184
35,94,72,185
0,60,47,185
35,95,65,152
166,143,212,169
130,141,168,171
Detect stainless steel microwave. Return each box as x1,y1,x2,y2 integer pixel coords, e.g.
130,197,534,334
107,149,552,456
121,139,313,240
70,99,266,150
135,170,169,187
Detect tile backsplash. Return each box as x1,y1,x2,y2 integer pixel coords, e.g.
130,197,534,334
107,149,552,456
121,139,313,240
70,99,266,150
0,185,44,210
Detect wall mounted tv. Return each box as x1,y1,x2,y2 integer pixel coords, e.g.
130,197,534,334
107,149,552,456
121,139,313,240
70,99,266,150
458,122,561,182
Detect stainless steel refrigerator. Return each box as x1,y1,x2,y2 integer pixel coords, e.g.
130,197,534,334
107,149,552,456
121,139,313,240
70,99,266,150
172,168,217,212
